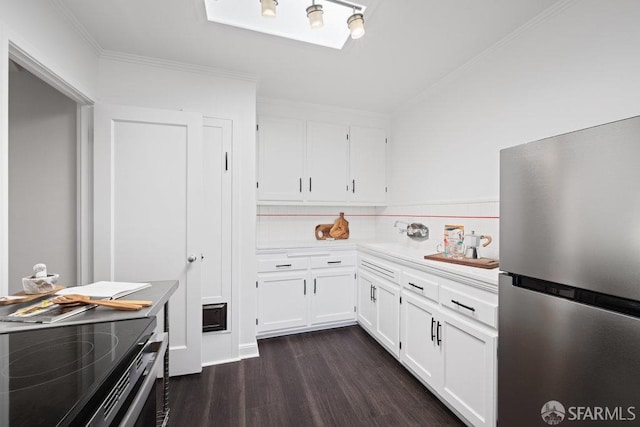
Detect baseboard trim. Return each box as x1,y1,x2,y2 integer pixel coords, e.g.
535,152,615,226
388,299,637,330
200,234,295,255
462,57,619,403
239,342,260,360
256,320,358,340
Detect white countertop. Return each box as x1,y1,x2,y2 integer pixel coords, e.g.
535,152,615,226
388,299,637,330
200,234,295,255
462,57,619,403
257,240,500,291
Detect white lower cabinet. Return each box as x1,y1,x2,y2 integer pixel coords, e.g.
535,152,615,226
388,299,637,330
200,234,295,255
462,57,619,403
400,291,441,386
257,251,356,335
257,273,309,332
310,270,356,325
358,254,498,427
400,291,497,427
439,311,497,427
357,270,400,357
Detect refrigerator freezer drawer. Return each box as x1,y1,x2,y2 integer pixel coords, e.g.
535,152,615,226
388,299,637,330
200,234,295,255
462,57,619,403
498,274,640,426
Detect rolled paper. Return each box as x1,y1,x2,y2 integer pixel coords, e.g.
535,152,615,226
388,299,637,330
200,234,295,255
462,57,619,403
33,263,47,278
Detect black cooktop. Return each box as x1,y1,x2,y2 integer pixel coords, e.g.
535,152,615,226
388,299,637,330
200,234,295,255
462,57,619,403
0,317,156,426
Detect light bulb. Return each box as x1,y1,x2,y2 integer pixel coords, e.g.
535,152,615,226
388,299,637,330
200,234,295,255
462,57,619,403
347,12,365,39
261,0,277,17
306,4,324,28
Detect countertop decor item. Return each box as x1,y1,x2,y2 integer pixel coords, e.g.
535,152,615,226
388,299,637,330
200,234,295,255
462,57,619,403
0,285,65,306
329,212,349,239
315,223,334,240
21,263,59,294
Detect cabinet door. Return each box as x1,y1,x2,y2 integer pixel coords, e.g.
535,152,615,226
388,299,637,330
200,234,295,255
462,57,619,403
400,292,442,388
306,121,349,202
374,278,400,357
310,269,355,325
357,272,376,332
257,274,309,333
440,312,497,427
257,116,305,201
349,126,386,203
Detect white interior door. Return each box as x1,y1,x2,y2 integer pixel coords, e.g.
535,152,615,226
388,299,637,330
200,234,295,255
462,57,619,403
94,104,202,376
201,118,232,308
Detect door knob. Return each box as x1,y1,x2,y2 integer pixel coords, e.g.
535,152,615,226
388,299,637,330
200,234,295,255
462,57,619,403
187,254,197,263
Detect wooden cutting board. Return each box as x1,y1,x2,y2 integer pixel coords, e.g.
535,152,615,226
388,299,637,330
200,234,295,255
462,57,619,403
0,285,65,305
424,253,499,269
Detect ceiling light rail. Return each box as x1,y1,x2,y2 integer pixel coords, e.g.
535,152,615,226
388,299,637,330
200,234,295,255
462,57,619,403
260,0,366,39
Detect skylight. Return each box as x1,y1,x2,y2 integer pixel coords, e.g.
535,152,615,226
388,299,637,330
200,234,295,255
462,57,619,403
204,0,367,50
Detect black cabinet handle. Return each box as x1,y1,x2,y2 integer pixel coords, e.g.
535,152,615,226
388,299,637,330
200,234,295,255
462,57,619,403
436,321,442,346
370,285,373,301
352,179,355,193
372,286,377,302
408,282,424,291
431,317,436,342
451,299,476,312
314,278,317,294
327,260,342,265
304,279,307,295
299,178,302,193
275,264,292,268
309,177,312,192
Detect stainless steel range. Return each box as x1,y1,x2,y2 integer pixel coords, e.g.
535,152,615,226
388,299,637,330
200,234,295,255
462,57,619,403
0,317,167,426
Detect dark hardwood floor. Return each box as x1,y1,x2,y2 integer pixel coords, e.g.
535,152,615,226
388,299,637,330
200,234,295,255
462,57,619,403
169,326,465,426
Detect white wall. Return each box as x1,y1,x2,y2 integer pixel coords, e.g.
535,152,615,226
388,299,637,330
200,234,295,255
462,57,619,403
385,0,640,256
0,0,99,294
97,53,258,363
8,67,77,294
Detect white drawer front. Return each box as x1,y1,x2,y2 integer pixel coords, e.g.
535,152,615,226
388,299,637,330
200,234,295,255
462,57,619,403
440,286,498,328
258,258,309,273
402,271,439,303
359,258,400,284
311,254,356,269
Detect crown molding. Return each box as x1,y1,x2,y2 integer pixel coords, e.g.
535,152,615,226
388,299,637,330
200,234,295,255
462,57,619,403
100,50,258,84
49,0,103,55
393,0,578,116
257,96,391,121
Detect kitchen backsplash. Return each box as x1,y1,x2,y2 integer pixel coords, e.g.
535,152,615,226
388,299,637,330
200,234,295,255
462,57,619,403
256,201,499,259
256,206,378,247
375,201,500,260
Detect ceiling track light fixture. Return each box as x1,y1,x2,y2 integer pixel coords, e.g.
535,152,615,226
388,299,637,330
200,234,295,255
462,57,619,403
260,0,365,39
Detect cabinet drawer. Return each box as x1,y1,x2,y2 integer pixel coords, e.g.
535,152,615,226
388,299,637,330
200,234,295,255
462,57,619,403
440,286,498,328
311,254,356,269
258,258,309,273
359,257,400,284
402,271,438,303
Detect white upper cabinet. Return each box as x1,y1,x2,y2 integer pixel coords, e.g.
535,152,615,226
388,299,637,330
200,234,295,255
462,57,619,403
257,116,305,201
306,121,349,202
257,114,387,205
349,126,387,203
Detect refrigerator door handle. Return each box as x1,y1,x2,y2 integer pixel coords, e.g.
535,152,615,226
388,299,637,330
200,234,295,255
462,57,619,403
436,321,442,346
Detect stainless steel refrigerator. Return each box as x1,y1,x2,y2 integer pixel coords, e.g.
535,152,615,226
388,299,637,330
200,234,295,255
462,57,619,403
499,115,640,426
